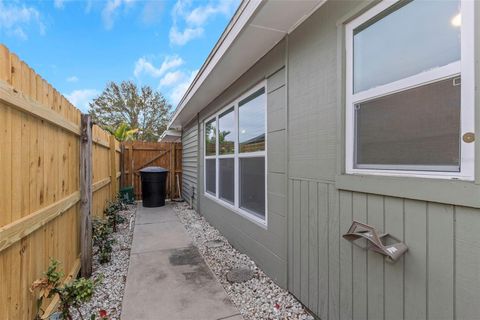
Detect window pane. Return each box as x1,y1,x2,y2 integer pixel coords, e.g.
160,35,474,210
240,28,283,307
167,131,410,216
240,157,265,218
205,118,216,156
239,88,265,153
355,77,460,170
219,158,234,204
353,0,460,93
219,107,235,155
205,159,216,194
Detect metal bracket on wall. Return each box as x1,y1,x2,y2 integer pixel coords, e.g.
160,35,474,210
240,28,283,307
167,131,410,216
342,221,408,263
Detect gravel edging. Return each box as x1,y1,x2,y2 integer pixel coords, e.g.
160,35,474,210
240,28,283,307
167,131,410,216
173,203,314,320
73,204,137,320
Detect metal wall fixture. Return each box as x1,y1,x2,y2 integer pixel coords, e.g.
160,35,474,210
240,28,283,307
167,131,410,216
342,221,408,262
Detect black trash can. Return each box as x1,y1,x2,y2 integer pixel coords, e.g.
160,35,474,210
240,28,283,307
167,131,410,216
139,166,169,207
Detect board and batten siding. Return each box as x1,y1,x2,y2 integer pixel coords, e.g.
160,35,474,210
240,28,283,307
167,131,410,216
182,118,199,210
286,1,480,319
198,40,289,287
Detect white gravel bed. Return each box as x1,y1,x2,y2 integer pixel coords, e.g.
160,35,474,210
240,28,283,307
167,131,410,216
173,203,314,320
73,205,136,320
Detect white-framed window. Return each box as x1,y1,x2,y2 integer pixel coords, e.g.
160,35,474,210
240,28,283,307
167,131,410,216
345,0,475,180
204,81,267,226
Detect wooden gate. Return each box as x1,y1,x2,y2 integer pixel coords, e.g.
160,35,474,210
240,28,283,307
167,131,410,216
121,141,182,200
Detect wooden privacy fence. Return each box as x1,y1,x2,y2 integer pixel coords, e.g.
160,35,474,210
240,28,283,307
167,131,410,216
0,45,120,319
122,141,182,200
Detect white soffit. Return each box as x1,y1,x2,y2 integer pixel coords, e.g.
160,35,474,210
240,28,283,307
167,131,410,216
169,0,323,129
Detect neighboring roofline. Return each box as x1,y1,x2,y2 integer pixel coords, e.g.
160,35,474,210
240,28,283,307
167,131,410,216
168,0,263,129
159,128,182,142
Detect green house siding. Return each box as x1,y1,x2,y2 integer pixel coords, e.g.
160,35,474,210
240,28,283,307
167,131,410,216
287,1,480,319
181,0,480,319
182,118,199,210
197,40,288,287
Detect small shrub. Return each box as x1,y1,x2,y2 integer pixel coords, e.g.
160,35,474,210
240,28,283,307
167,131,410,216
104,197,127,232
31,259,100,320
93,219,115,264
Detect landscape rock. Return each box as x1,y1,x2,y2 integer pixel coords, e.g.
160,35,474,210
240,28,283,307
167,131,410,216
173,203,314,320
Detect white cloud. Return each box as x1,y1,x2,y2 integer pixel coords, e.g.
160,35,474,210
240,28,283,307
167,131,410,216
169,69,198,106
54,0,64,9
169,0,237,46
0,1,45,40
169,26,203,46
66,76,79,83
159,71,185,87
186,1,235,26
102,0,137,30
134,55,184,78
65,89,99,113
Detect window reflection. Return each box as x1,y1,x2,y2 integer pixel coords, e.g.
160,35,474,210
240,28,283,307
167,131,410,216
205,118,216,156
219,107,235,155
239,88,265,153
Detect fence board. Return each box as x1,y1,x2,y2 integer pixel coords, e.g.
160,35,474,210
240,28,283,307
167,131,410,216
0,45,121,319
121,141,182,200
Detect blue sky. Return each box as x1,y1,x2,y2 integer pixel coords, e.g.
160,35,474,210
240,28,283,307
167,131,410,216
0,0,238,112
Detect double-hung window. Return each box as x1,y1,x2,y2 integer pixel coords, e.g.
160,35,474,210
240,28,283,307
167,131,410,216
204,82,267,225
345,0,474,180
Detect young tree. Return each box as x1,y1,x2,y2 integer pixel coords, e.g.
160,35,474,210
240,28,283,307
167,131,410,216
88,81,171,142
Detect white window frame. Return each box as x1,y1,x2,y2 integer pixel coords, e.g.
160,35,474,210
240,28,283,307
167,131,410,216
345,0,475,180
204,81,268,228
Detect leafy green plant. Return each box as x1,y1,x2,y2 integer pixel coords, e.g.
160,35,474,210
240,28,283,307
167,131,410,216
106,122,139,142
104,198,126,232
31,259,100,320
93,219,115,264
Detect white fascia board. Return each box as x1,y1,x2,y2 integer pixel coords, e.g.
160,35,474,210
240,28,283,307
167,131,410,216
168,0,263,129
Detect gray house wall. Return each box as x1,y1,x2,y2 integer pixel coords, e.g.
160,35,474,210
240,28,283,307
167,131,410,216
181,0,480,319
197,40,288,287
182,118,199,210
287,1,480,320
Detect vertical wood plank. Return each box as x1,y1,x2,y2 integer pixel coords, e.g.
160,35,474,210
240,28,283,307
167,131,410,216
318,183,329,320
80,114,92,277
384,197,404,320
328,184,340,320
352,192,367,320
293,180,301,297
110,135,118,199
0,45,10,83
300,180,309,303
427,203,454,320
404,199,427,320
455,206,480,320
367,194,384,320
308,181,318,313
339,190,353,320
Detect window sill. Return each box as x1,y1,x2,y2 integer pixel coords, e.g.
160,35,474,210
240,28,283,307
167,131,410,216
335,174,480,208
203,192,268,229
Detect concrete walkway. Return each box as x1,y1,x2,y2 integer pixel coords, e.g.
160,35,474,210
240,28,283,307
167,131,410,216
121,203,242,320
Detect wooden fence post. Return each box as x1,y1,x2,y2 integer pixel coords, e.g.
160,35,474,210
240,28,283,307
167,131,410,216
80,114,92,277
109,135,118,199
120,144,125,188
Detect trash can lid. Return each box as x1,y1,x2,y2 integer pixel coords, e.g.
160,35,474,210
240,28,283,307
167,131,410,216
139,166,169,173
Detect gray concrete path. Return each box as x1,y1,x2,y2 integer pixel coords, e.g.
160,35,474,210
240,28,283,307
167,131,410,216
121,203,242,320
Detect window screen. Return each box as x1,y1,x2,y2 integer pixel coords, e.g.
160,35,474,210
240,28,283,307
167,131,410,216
239,157,265,218
355,77,461,171
219,158,234,204
205,159,216,195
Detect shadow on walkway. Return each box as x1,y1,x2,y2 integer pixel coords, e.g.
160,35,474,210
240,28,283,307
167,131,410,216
121,203,242,320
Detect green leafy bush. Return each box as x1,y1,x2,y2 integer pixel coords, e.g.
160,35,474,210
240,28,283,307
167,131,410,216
104,197,127,232
31,259,101,320
93,219,115,264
